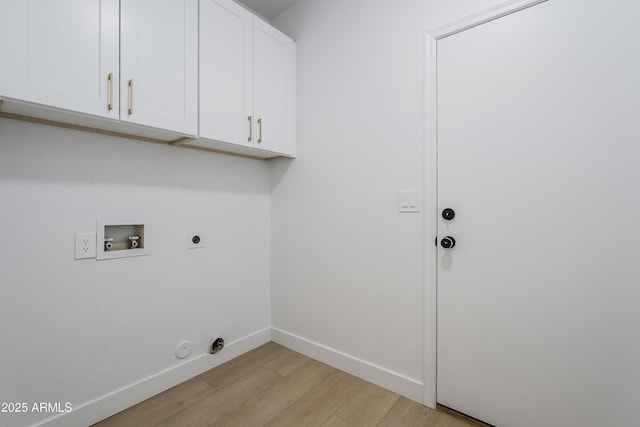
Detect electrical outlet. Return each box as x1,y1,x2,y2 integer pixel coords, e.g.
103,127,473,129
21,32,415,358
75,233,97,259
187,232,205,249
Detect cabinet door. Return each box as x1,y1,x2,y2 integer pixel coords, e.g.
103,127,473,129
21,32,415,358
199,0,253,146
253,18,296,156
120,0,198,135
0,0,119,119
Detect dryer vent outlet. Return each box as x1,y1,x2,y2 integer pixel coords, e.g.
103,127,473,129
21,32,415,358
209,337,224,354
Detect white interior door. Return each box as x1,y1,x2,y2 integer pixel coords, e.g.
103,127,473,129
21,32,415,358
436,1,640,426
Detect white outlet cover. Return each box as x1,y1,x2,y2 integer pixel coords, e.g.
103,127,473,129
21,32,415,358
187,232,205,249
175,340,192,359
75,233,97,259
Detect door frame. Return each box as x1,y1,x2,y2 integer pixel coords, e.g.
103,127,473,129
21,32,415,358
422,0,549,408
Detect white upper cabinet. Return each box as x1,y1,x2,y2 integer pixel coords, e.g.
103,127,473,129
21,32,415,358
199,0,253,146
253,17,295,157
0,0,120,119
0,0,197,137
0,0,292,157
198,0,296,157
120,0,198,135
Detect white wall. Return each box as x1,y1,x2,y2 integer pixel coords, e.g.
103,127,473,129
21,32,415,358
0,1,533,424
270,0,504,401
0,117,271,426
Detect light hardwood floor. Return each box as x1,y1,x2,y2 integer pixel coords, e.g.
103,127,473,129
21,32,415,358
93,342,472,427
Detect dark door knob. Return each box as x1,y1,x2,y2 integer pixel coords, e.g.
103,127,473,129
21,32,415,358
442,208,455,221
441,236,456,249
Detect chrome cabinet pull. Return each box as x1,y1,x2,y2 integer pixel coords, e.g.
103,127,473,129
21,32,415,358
107,73,114,111
248,115,253,142
257,118,262,144
128,79,134,115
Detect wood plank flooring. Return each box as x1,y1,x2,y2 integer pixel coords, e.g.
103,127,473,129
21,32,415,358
93,342,472,427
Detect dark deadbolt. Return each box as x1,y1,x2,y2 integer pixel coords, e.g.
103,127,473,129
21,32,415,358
442,208,456,221
441,236,456,249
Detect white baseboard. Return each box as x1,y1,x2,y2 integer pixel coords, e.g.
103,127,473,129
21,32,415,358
271,327,424,404
37,328,271,427
37,327,425,427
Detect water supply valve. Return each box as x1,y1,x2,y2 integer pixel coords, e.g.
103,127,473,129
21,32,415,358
104,237,114,251
129,235,140,249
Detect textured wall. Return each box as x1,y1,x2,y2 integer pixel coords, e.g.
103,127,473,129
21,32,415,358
0,117,271,426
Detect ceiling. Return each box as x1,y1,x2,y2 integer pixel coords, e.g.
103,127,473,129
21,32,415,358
236,0,302,20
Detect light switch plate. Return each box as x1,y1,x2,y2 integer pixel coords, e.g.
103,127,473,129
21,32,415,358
398,190,421,213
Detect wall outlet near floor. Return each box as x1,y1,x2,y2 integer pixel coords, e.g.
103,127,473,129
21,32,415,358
75,233,97,259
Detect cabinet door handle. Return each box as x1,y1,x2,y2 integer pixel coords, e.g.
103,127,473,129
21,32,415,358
128,79,134,115
248,116,253,142
107,73,114,111
257,118,263,144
